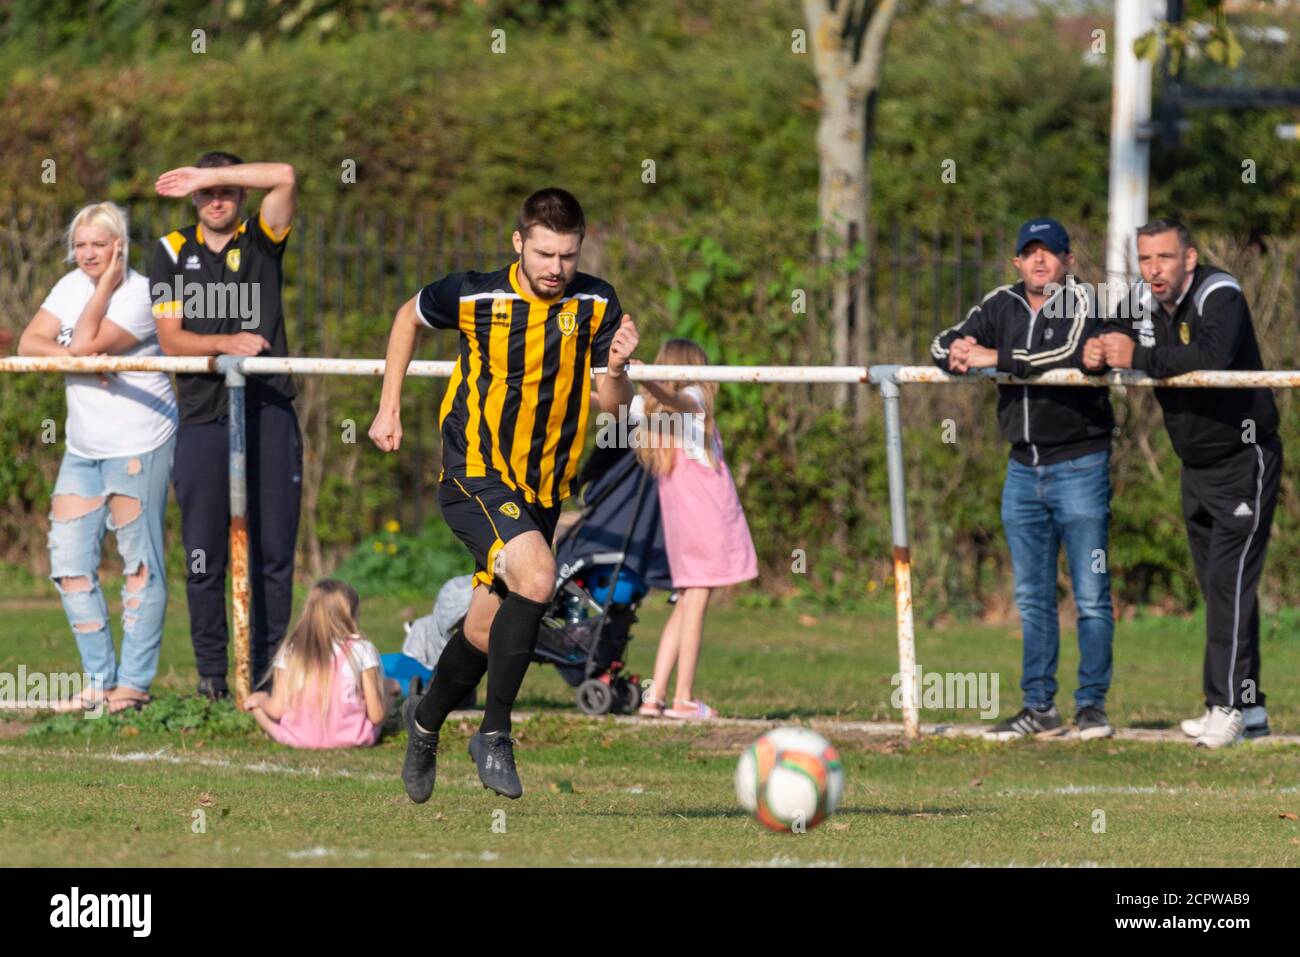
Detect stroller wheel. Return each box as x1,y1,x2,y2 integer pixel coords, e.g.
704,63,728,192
576,679,614,717
611,677,642,714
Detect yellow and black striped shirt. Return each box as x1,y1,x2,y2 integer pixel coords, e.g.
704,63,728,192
417,262,621,507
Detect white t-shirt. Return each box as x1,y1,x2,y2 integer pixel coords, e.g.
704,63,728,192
629,386,711,462
274,637,381,675
40,268,178,460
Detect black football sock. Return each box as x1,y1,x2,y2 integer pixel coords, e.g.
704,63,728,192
480,593,549,735
415,625,487,734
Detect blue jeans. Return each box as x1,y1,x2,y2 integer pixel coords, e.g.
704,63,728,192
1001,449,1114,711
48,435,175,693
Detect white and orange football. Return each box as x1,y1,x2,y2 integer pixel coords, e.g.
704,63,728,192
735,727,844,833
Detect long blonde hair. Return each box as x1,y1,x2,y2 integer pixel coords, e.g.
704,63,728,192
270,579,365,717
66,201,129,265
633,338,718,477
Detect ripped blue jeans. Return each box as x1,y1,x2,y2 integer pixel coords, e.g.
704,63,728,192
48,435,175,693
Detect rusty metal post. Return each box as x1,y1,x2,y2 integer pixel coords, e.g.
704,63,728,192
871,365,920,741
216,356,252,705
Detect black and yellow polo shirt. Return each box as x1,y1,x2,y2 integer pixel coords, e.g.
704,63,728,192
418,262,622,508
147,210,295,424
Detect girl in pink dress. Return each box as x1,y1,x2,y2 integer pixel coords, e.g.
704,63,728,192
632,339,758,720
243,579,400,749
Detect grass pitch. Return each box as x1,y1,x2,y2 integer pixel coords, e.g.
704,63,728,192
2,582,1298,867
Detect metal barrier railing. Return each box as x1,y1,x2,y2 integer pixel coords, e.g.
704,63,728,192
3,354,1289,736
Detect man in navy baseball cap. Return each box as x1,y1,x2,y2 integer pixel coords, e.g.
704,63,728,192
1015,216,1071,256
931,213,1116,743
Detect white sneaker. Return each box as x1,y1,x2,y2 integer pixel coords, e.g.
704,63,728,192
1182,705,1268,739
1195,706,1244,749
1180,708,1212,738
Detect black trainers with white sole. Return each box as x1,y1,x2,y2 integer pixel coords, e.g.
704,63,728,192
1073,705,1114,740
469,730,523,799
983,705,1065,741
401,695,440,803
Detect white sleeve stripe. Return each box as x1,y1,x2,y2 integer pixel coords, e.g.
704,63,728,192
414,294,434,328
1010,289,1089,365
931,304,985,358
158,236,179,265
1194,276,1241,315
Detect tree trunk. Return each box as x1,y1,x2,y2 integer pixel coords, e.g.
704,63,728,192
805,0,900,413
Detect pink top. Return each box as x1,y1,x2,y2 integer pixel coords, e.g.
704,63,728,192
640,389,759,588
268,637,382,749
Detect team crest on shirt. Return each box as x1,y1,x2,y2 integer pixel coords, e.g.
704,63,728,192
1178,320,1191,344
225,248,241,272
498,502,521,519
557,306,579,337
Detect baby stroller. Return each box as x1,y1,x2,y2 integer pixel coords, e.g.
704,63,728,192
535,445,672,716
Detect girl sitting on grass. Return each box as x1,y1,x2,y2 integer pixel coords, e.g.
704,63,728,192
632,339,758,720
244,579,399,748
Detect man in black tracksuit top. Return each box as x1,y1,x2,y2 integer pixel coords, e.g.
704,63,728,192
150,152,301,699
932,218,1115,742
1091,219,1280,748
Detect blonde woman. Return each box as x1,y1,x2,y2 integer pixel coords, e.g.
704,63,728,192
632,339,758,719
18,201,179,714
243,579,400,749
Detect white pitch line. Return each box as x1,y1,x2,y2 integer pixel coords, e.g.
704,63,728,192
0,744,391,783
276,847,844,867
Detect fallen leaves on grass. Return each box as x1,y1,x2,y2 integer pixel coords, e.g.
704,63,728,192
197,793,215,807
1278,811,1298,821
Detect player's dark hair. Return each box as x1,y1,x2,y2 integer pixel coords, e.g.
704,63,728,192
195,150,244,169
517,187,585,240
1137,218,1195,250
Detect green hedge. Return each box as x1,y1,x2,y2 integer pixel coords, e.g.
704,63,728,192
4,0,1300,614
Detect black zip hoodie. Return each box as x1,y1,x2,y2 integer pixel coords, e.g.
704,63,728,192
1105,263,1278,467
931,277,1113,466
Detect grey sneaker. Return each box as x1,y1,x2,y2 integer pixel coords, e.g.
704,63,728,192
1074,705,1114,740
983,705,1065,742
401,695,440,803
469,730,523,799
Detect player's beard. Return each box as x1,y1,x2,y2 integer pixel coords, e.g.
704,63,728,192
520,259,567,298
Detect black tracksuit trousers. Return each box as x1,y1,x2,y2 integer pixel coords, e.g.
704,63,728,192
1180,434,1282,710
173,402,303,687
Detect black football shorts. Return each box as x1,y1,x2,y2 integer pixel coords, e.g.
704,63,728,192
437,474,560,596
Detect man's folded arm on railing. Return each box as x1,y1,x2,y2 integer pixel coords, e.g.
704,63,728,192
148,233,270,357
930,302,999,375
154,309,269,357
1131,287,1247,378
1088,286,1247,376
